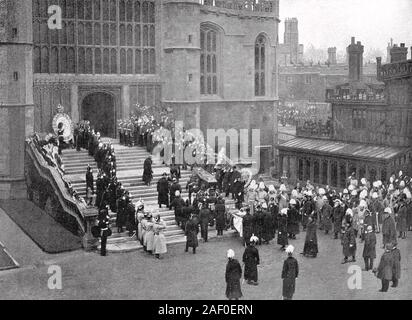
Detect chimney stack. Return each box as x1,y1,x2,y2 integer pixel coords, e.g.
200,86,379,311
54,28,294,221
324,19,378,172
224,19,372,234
347,37,364,82
390,43,408,62
328,47,337,65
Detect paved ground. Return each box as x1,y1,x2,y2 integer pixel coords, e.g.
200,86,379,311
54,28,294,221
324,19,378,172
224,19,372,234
0,207,411,299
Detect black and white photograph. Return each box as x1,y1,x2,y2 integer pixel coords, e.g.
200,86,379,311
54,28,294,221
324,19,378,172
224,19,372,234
0,0,411,304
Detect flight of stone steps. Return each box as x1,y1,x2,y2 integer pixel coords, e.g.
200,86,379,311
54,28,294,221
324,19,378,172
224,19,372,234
61,139,194,252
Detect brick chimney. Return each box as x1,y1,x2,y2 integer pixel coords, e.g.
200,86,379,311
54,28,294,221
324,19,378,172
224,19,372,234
347,37,364,81
390,43,408,62
328,47,337,65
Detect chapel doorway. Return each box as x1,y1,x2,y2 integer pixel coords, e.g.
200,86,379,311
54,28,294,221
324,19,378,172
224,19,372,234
81,92,116,138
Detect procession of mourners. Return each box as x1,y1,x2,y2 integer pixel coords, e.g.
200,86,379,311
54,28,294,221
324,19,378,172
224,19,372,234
69,113,411,299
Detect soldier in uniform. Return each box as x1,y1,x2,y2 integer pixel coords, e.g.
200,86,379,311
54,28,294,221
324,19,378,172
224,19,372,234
282,245,299,300
242,235,260,285
98,207,111,256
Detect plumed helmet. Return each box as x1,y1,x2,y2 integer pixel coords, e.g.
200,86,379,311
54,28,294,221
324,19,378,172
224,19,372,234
318,188,326,195
259,182,265,190
322,195,328,201
290,199,297,205
372,192,378,199
361,178,367,185
281,208,288,215
348,184,354,191
285,245,294,254
250,235,259,243
372,181,379,188
175,190,180,196
227,249,235,259
377,180,382,187
346,208,353,216
359,199,367,208
262,202,268,209
279,184,287,192
343,188,348,194
268,185,276,192
359,189,368,199
384,207,392,214
400,181,405,188
351,190,357,196
291,189,298,197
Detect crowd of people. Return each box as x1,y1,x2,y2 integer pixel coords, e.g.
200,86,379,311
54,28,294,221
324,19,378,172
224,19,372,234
222,171,410,298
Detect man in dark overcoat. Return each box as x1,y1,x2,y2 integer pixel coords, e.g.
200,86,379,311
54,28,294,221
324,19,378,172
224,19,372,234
199,203,211,242
376,243,394,292
277,208,289,250
169,178,182,210
185,214,199,254
261,204,275,243
215,197,226,236
382,208,397,248
320,196,333,235
287,199,300,239
362,225,376,271
282,245,299,300
391,242,401,288
242,236,260,285
341,222,357,264
157,173,170,208
242,208,253,247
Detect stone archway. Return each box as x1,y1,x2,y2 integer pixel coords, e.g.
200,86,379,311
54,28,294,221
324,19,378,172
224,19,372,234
81,92,116,138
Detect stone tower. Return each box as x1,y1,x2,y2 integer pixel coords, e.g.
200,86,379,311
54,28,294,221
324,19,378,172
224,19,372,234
347,37,364,82
284,18,299,64
328,47,337,65
0,0,34,199
390,43,408,63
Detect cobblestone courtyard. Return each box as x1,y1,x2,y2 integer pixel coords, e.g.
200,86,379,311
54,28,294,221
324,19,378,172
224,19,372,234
0,208,410,300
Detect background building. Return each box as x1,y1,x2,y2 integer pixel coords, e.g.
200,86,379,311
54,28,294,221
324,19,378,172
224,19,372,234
277,17,303,66
278,37,412,188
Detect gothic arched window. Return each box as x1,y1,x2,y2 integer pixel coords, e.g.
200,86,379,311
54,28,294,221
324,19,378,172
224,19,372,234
32,0,156,75
200,25,219,95
255,35,266,96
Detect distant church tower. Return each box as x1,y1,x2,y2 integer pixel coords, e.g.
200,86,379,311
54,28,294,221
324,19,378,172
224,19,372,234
284,18,301,64
0,0,34,199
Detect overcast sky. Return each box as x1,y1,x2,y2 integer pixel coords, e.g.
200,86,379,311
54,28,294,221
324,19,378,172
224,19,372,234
279,0,412,53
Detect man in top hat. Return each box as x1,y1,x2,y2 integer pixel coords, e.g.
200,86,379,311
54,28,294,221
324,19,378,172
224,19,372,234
375,243,394,292
242,235,260,285
277,208,289,251
282,245,299,300
362,225,376,271
157,172,170,208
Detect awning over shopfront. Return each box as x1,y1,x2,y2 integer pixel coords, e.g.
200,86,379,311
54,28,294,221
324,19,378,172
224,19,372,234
278,137,410,161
